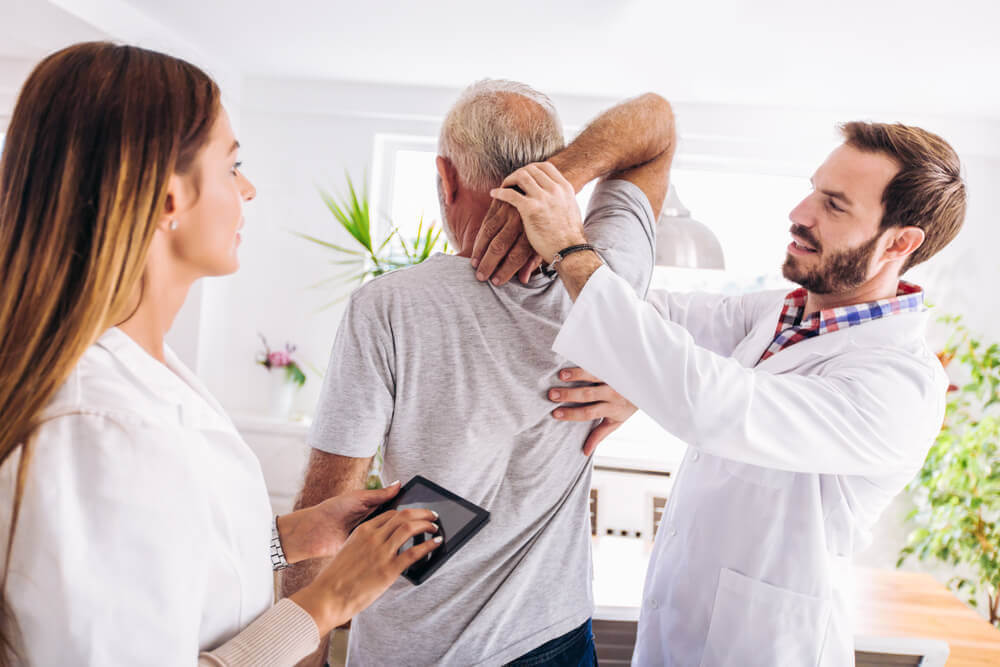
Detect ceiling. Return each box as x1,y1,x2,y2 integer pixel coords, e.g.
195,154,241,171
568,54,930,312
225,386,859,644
118,0,1000,118
5,0,999,118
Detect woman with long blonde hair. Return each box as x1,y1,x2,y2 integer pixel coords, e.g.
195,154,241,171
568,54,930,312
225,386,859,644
0,42,439,665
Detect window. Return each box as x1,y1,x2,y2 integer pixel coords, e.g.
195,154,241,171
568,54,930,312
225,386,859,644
384,147,440,244
376,139,809,469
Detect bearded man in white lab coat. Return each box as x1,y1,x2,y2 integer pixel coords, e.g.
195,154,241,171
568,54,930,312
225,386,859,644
481,122,966,666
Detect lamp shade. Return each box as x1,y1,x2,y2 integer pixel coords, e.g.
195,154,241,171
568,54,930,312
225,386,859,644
655,185,725,270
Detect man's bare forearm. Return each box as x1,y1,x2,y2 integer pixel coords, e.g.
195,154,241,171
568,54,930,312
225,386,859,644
549,93,675,192
279,451,373,599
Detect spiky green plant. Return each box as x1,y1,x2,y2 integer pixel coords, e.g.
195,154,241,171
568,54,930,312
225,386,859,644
293,171,449,308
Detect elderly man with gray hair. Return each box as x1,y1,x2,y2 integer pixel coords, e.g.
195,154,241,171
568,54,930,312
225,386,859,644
282,80,675,666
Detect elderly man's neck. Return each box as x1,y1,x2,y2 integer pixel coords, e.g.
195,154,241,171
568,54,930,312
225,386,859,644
448,190,494,257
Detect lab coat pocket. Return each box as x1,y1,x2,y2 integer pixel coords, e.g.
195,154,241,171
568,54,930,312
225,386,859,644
699,568,831,667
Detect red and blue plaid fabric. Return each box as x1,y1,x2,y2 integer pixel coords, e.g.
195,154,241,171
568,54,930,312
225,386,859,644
758,281,925,364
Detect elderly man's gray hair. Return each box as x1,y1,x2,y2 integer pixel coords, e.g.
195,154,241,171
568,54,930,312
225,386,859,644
439,79,565,192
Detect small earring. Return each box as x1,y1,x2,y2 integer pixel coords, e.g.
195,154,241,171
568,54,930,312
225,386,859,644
169,220,178,230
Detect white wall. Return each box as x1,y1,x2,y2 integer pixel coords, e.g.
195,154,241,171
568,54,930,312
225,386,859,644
0,56,34,131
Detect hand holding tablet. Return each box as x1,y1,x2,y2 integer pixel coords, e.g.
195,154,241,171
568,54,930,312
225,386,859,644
363,476,490,585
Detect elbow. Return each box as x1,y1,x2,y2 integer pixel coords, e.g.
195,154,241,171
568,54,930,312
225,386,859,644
639,93,676,154
639,91,671,111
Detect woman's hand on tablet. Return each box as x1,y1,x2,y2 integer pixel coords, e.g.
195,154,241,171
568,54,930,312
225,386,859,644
277,482,407,563
290,508,441,635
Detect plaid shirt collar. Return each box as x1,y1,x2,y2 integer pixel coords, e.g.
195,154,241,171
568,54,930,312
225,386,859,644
758,281,925,364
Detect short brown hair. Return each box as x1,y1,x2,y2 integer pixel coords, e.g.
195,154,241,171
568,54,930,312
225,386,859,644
839,121,965,272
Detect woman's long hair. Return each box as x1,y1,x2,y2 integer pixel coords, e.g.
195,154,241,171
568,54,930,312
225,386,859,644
0,42,220,664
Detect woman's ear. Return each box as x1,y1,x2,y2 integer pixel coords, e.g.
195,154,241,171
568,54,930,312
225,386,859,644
157,173,186,231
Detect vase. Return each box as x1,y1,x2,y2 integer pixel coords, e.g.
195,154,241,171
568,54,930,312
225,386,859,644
267,370,297,419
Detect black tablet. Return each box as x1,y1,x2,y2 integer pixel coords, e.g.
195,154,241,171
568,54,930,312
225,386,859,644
365,475,490,585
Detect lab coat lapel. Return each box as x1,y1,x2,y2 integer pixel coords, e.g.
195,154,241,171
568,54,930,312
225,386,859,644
734,297,850,374
732,301,782,368
164,347,236,430
755,331,849,374
96,328,236,433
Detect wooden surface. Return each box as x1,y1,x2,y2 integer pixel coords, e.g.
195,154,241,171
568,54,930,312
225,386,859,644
854,567,1000,666
592,536,1000,666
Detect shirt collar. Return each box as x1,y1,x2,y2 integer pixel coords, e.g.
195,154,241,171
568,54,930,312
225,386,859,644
759,281,926,363
94,327,233,429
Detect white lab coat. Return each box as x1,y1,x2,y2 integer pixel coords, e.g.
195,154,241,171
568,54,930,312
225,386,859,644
0,328,274,665
553,266,948,667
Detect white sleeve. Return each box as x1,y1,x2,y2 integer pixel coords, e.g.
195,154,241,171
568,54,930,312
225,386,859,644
6,412,208,665
553,266,946,476
644,288,780,357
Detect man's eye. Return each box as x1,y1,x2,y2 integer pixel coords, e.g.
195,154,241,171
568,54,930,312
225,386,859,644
826,198,843,213
231,161,243,175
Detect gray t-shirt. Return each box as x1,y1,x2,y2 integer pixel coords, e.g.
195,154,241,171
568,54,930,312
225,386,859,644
308,180,655,666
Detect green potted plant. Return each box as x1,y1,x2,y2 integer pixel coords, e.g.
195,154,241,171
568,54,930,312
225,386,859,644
898,314,1000,626
293,171,448,308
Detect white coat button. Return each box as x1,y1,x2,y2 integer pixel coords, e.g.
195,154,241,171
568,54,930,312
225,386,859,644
691,451,700,462
649,598,659,609
670,528,677,537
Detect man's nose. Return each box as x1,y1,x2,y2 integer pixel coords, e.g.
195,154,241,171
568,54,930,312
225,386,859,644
788,196,815,228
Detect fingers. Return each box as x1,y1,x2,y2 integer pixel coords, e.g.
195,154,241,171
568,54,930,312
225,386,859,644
525,163,559,192
476,215,525,283
489,234,535,286
377,506,435,533
557,367,602,383
548,383,618,405
361,509,399,532
500,168,545,197
354,480,401,506
551,402,611,422
388,519,440,554
395,533,443,571
518,254,543,284
583,419,623,456
489,187,528,211
471,200,509,269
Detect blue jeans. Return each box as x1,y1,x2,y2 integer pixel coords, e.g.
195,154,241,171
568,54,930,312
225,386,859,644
505,619,597,667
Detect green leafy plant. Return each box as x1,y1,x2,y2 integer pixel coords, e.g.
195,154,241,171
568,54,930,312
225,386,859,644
898,314,1000,625
293,171,449,308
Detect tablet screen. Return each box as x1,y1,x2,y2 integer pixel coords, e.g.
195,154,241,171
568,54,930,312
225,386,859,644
395,483,479,546
365,476,490,584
